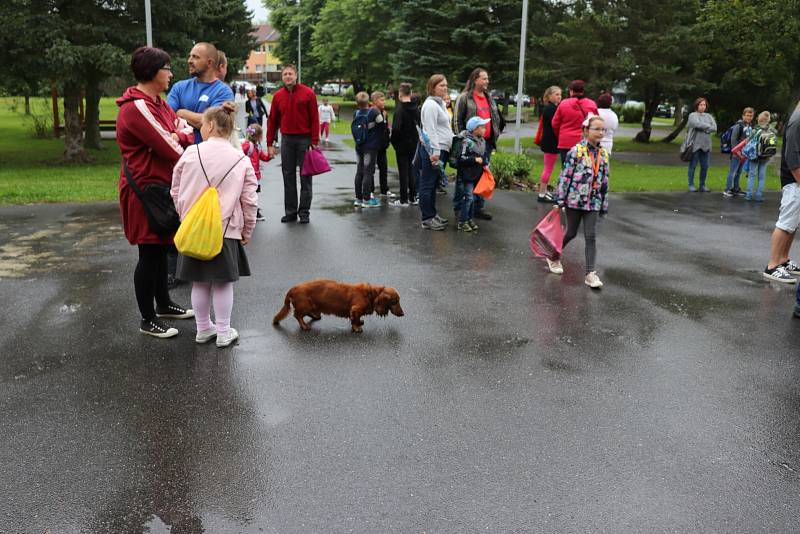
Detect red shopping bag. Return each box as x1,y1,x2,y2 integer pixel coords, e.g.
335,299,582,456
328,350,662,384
301,147,331,176
534,117,544,146
529,208,564,260
731,138,747,160
474,167,495,199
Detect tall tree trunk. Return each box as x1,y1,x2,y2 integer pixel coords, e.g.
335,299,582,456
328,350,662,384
673,98,684,126
84,77,103,150
63,80,89,162
660,114,687,143
24,93,31,115
634,85,660,143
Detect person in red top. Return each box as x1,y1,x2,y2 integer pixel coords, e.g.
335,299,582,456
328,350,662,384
551,79,599,165
116,46,196,339
266,64,320,223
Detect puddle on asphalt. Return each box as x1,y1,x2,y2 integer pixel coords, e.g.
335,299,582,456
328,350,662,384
0,212,121,278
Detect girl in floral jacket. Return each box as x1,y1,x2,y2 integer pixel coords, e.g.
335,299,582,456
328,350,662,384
549,115,609,289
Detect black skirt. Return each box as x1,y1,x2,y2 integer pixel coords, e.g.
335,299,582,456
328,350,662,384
177,238,251,283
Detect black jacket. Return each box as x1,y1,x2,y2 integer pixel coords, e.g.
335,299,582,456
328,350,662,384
391,99,421,154
245,98,269,122
539,103,558,154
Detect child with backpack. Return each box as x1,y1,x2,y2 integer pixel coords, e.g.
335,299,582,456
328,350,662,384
171,106,258,347
242,123,270,221
352,91,384,208
455,116,490,232
722,107,754,197
738,111,777,202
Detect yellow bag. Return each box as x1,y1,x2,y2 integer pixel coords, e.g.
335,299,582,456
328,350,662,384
174,150,245,261
174,186,224,260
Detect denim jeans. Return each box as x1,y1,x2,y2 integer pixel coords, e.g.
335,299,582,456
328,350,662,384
688,149,710,187
355,149,377,201
725,157,746,191
417,143,448,221
453,149,489,213
746,158,769,200
458,180,476,222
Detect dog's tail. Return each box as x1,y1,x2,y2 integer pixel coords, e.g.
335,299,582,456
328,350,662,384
272,292,292,324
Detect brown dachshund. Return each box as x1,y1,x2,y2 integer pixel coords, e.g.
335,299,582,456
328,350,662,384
272,279,404,333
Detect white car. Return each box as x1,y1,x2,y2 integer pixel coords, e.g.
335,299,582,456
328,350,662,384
321,83,340,96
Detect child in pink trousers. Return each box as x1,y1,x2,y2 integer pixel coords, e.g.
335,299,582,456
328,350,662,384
171,107,258,348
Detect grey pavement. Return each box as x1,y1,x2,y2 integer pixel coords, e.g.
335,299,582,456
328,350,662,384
1,138,800,533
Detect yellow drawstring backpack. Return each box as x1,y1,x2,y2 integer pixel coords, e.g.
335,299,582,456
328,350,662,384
174,148,245,261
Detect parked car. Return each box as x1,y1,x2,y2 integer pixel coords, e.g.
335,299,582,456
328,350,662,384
655,103,674,118
509,93,531,107
321,83,339,96
490,90,506,104
263,81,277,93
232,80,256,92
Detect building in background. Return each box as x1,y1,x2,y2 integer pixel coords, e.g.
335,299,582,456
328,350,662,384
239,24,282,83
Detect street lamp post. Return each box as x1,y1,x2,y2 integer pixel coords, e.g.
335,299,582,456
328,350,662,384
514,0,529,154
297,0,302,82
144,0,153,47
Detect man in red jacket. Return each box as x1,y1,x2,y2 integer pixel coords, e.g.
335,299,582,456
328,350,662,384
551,80,598,165
267,65,320,223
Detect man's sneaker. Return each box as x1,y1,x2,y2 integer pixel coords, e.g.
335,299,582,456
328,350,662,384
782,260,800,274
256,208,266,221
380,190,396,198
354,199,363,207
363,198,380,208
389,200,408,207
216,327,239,348
140,318,178,338
699,185,711,192
474,210,492,220
421,218,447,231
732,188,742,196
434,214,449,224
409,197,419,205
457,221,473,232
762,265,797,283
546,258,563,275
722,190,734,198
281,215,297,223
688,185,697,192
156,303,195,319
468,219,479,231
196,328,217,344
585,271,603,289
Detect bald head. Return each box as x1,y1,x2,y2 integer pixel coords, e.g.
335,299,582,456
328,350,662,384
188,41,219,81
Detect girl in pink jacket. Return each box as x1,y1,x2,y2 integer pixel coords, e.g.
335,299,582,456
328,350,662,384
171,107,259,348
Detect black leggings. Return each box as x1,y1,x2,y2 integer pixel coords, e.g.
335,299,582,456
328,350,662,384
135,244,171,320
562,208,598,274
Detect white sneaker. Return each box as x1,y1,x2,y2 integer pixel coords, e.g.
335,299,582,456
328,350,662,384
195,328,217,344
389,200,409,207
546,258,563,274
216,327,239,348
763,265,797,283
585,271,603,289
380,190,396,198
782,260,800,275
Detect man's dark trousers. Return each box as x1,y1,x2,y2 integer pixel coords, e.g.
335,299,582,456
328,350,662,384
280,134,312,219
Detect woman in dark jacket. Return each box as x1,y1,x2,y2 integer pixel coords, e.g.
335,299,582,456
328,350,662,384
116,47,195,338
537,85,562,202
244,89,268,125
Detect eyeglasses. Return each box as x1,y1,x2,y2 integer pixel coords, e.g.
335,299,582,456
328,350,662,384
589,127,606,132
160,66,172,71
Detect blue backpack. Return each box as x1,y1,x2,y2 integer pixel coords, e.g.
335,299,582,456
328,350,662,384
720,121,740,154
351,109,370,146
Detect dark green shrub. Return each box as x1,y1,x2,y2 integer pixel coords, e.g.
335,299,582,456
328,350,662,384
490,151,535,189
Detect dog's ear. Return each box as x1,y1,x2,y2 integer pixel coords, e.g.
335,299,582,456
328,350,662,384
373,289,389,316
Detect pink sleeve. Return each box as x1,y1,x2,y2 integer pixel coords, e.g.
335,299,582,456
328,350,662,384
240,162,259,240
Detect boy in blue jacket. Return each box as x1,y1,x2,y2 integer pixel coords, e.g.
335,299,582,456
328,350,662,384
352,91,384,207
456,117,490,231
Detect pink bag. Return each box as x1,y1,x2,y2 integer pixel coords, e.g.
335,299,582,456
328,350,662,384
301,147,331,176
530,208,564,260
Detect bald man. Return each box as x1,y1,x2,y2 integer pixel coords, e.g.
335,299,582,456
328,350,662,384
167,41,234,143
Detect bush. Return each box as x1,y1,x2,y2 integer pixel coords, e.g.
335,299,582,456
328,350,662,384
342,86,355,101
620,103,644,124
490,151,535,189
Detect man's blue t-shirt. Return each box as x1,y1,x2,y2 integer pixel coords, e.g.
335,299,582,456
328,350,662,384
167,78,234,143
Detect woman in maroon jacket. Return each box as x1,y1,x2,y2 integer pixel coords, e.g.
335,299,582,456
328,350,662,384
551,80,598,166
117,47,195,338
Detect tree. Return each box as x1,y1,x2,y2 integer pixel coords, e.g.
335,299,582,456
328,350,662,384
0,1,50,114
265,0,326,82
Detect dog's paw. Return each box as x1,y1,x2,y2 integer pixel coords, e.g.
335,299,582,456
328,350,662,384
351,326,363,333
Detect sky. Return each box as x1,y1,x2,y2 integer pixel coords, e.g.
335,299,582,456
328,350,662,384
246,0,270,23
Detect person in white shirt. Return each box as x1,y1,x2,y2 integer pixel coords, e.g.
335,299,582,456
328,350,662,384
318,98,336,144
596,93,619,154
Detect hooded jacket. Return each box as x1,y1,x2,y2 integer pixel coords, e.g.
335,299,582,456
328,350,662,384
391,99,420,154
116,86,194,245
551,96,599,150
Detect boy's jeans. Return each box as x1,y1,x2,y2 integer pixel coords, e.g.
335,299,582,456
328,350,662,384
746,158,769,200
725,157,746,191
459,180,476,222
355,149,377,201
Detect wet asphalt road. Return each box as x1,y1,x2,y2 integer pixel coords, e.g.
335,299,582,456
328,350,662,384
1,139,800,533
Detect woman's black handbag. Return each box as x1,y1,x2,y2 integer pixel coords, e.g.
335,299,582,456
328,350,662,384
123,160,180,235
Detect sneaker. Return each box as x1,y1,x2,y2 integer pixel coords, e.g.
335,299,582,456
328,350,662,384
216,327,239,348
409,197,419,205
546,258,564,275
474,210,493,220
538,192,556,203
354,199,363,207
434,214,449,224
196,328,217,344
421,218,447,231
156,303,195,319
762,266,797,283
688,185,697,192
699,186,711,193
299,215,309,224
468,219,479,231
457,221,473,232
585,271,603,289
389,200,408,207
732,188,742,196
745,194,753,201
281,215,297,223
722,190,734,198
782,260,800,274
363,198,380,208
256,208,266,221
380,190,396,198
140,318,178,338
